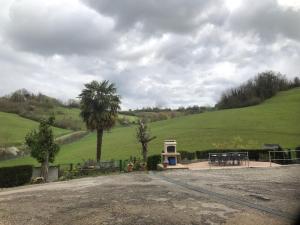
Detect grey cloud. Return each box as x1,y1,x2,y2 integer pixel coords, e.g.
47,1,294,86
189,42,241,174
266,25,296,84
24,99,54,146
82,0,228,34
228,0,300,41
0,0,299,109
3,0,116,55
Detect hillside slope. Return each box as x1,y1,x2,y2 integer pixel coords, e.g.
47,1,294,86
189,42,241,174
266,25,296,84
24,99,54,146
0,90,138,130
1,88,299,166
0,112,70,146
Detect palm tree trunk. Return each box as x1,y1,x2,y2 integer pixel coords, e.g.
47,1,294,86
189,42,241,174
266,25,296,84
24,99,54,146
142,142,147,162
40,152,49,182
96,129,104,162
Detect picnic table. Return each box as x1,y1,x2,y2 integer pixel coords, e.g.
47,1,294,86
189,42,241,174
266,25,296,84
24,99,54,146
209,152,249,167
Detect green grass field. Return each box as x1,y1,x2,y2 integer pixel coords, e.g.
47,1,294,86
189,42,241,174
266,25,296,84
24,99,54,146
1,88,299,167
0,112,70,146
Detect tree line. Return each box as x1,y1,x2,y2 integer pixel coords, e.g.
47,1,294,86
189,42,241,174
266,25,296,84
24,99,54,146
0,88,64,110
122,105,214,115
216,71,300,109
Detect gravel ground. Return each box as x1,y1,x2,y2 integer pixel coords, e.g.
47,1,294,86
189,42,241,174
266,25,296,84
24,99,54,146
0,165,299,225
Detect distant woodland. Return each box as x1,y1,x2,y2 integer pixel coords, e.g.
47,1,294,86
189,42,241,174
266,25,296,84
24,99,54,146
216,71,300,109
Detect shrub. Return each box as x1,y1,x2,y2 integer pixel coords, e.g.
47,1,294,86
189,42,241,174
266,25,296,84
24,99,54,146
0,165,33,187
147,154,161,170
81,159,97,169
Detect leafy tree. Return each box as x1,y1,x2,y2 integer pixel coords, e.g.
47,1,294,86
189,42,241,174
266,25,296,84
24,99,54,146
293,77,300,87
79,80,121,162
136,120,156,162
10,89,31,102
25,116,60,181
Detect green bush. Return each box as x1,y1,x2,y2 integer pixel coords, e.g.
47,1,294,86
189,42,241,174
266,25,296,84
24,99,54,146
147,154,161,170
0,165,33,187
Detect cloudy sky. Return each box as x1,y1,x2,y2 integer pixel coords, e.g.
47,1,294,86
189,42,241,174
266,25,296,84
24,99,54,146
0,0,299,109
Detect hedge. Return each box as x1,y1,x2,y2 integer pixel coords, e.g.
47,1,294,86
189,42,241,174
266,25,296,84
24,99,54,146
0,165,33,188
178,151,196,160
296,146,300,159
147,154,161,170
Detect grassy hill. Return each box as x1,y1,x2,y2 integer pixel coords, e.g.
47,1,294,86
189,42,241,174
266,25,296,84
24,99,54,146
0,104,138,131
21,106,138,130
30,106,85,130
1,88,299,167
0,90,138,130
0,112,70,147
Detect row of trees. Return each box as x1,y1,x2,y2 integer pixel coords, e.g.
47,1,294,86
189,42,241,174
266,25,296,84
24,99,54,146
122,105,214,115
216,71,300,109
6,89,63,108
1,88,83,111
176,105,214,114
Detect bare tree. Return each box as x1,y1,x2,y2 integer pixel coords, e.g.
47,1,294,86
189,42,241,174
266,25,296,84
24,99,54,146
136,120,156,162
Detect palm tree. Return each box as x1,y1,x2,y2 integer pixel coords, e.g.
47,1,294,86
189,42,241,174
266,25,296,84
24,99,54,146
79,80,121,162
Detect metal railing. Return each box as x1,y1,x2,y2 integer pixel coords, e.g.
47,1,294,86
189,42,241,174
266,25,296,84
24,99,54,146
269,150,300,166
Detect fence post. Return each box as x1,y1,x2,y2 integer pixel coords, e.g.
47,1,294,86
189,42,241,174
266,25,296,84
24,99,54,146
288,150,291,163
247,152,249,167
269,151,271,167
70,163,73,171
119,160,122,172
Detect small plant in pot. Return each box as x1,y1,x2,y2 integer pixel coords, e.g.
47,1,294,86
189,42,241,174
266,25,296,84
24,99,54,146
140,162,147,171
127,162,133,172
163,159,169,168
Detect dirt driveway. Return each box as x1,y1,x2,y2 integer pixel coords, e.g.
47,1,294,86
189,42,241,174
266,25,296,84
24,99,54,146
0,165,299,225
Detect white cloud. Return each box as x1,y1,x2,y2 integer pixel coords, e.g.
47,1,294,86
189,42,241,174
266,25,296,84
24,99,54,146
277,0,300,10
0,0,299,109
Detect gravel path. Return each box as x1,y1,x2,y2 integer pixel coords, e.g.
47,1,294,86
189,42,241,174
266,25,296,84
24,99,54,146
0,165,299,225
